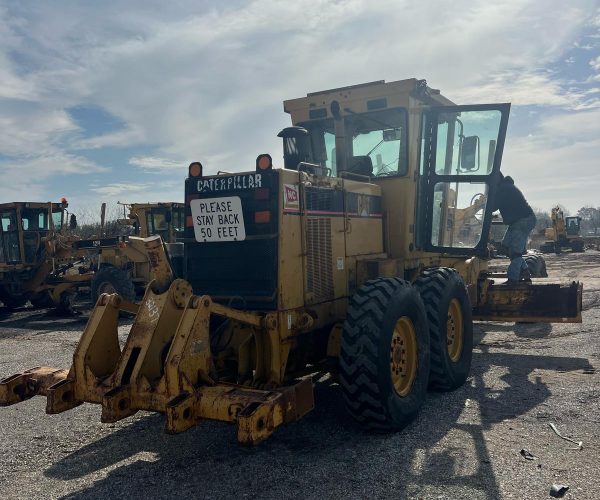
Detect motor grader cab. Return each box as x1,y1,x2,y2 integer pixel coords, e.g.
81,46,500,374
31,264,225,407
0,200,92,309
540,206,584,253
121,202,185,243
0,79,582,445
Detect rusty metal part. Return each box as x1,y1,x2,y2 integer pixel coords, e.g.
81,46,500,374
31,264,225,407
0,367,70,406
0,279,315,445
474,280,582,323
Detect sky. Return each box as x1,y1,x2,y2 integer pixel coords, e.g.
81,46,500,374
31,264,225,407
0,0,599,220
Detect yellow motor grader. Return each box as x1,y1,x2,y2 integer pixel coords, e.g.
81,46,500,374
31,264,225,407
121,202,185,242
0,200,93,310
0,79,582,444
76,202,185,303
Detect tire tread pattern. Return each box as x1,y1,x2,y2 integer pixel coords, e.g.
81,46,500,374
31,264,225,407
340,277,416,431
414,267,471,391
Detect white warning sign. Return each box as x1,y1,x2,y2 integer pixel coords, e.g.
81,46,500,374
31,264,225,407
190,196,246,242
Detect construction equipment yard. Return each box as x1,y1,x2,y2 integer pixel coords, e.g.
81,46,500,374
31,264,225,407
0,250,598,500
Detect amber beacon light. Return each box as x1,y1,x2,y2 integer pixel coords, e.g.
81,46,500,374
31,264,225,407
256,154,272,171
188,162,203,178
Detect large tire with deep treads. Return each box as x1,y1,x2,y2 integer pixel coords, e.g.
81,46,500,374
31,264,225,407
30,291,55,308
339,277,430,431
524,255,548,278
415,268,473,392
91,265,136,303
0,287,27,309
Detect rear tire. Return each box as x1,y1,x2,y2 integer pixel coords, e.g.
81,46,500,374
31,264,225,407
0,288,27,309
339,278,430,431
91,266,136,303
30,291,55,308
415,268,473,392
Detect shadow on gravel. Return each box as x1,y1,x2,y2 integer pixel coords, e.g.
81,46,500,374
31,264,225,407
478,321,553,339
0,309,90,338
43,348,594,500
0,301,132,339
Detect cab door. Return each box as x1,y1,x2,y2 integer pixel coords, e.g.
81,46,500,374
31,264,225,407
0,209,21,264
417,104,510,257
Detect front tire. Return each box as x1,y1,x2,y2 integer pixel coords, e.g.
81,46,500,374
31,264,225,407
339,278,430,431
91,266,136,303
415,268,473,392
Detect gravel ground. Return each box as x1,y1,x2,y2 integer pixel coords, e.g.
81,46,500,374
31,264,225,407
0,252,599,499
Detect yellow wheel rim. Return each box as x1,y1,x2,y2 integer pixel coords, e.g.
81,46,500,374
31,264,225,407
390,316,418,397
447,298,464,362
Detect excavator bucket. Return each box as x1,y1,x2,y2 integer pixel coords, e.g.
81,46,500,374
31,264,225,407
0,236,314,445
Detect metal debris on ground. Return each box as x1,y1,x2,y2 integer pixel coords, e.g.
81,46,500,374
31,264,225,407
520,448,536,460
549,422,583,450
549,484,569,498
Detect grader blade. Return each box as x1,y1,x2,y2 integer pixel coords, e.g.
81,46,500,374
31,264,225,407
474,280,582,323
0,279,314,445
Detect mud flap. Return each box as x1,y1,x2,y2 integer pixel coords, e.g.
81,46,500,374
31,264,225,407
473,281,582,323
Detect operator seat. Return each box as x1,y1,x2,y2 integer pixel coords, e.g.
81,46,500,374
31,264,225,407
347,155,373,177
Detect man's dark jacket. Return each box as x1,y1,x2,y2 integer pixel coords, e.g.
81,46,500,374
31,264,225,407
490,176,534,225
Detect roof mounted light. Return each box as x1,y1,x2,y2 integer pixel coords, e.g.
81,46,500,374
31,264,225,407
188,162,203,178
256,154,272,171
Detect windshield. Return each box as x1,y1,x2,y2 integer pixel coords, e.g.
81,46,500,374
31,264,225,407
21,208,49,231
344,108,408,176
298,107,408,178
173,207,185,233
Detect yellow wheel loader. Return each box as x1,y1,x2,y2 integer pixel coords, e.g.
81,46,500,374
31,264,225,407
0,79,582,444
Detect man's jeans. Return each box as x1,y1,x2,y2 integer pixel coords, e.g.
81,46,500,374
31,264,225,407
502,214,537,281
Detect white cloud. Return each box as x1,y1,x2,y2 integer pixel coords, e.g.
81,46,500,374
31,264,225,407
128,155,183,171
0,0,599,209
91,183,152,197
590,55,600,70
502,108,600,211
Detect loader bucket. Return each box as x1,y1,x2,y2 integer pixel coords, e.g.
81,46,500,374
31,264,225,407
0,279,314,445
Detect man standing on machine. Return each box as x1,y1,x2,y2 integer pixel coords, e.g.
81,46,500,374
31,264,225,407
490,173,537,283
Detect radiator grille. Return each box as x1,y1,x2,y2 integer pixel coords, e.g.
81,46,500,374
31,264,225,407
306,217,333,302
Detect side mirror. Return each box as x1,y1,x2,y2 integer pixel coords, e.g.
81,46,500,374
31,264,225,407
460,136,479,171
69,214,77,229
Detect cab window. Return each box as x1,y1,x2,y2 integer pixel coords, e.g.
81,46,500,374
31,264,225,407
21,209,49,231
344,108,408,177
